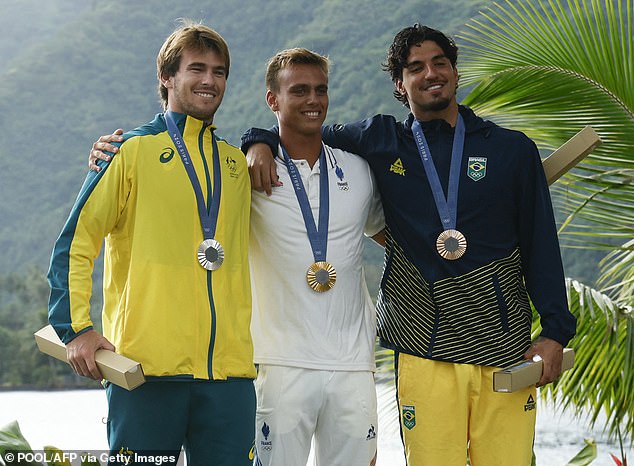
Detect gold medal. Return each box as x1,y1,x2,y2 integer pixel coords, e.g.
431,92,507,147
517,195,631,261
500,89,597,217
306,261,337,292
436,229,467,260
197,239,225,270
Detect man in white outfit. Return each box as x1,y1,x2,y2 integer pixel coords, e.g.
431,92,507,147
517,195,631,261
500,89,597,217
249,48,385,466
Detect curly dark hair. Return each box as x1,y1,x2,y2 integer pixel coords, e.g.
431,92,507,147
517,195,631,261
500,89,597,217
383,24,458,107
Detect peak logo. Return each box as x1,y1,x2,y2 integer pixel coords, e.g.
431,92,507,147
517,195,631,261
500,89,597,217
390,158,406,176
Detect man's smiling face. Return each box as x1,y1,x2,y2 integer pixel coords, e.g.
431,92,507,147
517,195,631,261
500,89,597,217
162,47,227,123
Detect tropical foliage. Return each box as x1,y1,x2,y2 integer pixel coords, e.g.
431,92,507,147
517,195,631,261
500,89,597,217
0,420,100,466
458,0,633,442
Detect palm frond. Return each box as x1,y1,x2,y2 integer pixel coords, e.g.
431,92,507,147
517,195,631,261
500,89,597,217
538,279,634,438
458,0,634,265
598,238,634,303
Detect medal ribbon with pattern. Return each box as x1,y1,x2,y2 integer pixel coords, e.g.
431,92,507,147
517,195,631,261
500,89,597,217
412,114,467,260
281,144,336,292
165,111,224,270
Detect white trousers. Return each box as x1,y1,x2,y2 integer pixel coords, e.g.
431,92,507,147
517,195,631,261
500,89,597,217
253,365,378,466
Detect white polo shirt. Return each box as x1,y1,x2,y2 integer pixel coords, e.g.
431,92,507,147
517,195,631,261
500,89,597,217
249,144,385,371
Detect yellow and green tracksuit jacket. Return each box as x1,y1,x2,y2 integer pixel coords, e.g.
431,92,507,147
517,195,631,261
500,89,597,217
48,112,255,381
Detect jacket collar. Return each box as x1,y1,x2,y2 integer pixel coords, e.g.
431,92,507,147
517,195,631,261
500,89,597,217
403,105,495,135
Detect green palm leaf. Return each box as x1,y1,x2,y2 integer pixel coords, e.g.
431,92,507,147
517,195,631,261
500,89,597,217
566,438,598,465
0,421,41,466
536,279,634,438
458,0,633,264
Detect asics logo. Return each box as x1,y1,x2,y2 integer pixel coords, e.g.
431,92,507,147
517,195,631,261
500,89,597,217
160,147,175,163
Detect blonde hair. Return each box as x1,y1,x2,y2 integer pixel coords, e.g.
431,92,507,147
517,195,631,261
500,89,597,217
156,21,230,109
265,48,329,92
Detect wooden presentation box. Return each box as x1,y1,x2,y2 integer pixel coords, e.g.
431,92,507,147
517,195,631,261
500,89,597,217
34,325,145,390
543,126,601,185
493,348,575,393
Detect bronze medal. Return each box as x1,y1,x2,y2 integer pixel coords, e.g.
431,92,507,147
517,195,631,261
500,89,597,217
306,261,337,292
197,239,225,270
436,229,467,260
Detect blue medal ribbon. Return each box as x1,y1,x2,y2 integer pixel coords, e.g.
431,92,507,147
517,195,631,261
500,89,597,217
411,114,465,231
165,112,221,240
281,144,329,262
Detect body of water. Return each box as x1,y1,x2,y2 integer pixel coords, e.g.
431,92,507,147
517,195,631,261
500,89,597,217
0,387,630,465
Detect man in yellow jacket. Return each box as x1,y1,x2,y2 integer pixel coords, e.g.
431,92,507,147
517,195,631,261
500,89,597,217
47,21,255,465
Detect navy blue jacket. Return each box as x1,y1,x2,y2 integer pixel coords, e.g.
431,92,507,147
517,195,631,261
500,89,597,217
242,105,576,367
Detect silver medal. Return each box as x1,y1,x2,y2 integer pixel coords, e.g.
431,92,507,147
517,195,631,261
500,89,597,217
197,239,225,270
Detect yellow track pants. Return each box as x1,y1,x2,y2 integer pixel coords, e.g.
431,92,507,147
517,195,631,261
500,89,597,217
397,353,536,466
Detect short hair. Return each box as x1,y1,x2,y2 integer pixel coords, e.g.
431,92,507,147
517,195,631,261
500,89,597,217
383,24,458,107
265,48,330,92
156,21,230,109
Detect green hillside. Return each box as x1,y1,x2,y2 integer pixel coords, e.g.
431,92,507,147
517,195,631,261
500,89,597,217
0,0,90,68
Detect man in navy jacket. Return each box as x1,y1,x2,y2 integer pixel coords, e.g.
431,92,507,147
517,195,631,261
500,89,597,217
241,24,575,466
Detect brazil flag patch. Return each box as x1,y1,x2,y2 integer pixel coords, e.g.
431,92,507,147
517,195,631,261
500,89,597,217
467,157,487,181
402,404,416,430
